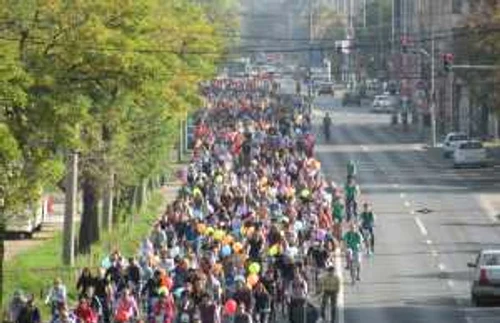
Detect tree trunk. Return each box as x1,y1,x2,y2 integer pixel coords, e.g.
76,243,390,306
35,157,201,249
78,177,100,254
0,217,5,312
102,170,114,232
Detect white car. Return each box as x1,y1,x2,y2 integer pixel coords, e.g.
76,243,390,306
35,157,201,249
453,140,488,168
371,95,395,113
443,132,468,158
468,250,500,306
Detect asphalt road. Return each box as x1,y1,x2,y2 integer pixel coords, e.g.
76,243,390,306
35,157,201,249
313,95,500,323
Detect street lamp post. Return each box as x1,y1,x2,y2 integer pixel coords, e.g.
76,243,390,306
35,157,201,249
417,39,436,147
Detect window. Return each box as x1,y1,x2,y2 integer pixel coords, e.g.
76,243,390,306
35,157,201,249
460,141,483,150
482,253,500,266
452,0,462,14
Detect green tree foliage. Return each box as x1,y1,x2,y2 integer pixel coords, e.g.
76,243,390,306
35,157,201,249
356,0,392,79
453,0,500,116
0,0,225,253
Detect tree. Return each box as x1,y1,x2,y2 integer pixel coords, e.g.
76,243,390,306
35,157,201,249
452,0,500,135
355,0,392,79
0,0,224,255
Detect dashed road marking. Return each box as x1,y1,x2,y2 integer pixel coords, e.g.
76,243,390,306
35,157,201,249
438,263,446,272
414,217,428,236
426,239,433,245
400,193,406,198
447,280,455,288
431,249,438,257
392,183,400,188
410,210,416,215
404,201,411,207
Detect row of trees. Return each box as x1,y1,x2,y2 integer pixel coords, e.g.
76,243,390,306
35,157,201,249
0,0,236,303
453,0,500,117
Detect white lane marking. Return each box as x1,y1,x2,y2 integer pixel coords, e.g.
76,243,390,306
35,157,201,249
426,239,433,245
410,210,416,215
335,249,344,323
392,183,400,188
431,249,438,257
438,263,446,272
400,193,406,198
447,280,455,288
414,217,428,236
404,201,411,207
361,145,369,151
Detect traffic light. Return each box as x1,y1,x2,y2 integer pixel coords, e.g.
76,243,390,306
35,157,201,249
443,53,454,72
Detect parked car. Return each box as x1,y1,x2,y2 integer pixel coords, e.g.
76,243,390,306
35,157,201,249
317,82,335,96
453,140,488,168
468,250,500,306
371,95,396,113
443,132,468,158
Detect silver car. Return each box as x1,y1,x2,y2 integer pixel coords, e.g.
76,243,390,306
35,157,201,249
468,250,500,306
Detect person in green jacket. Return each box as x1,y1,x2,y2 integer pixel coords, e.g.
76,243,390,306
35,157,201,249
360,202,376,253
344,177,360,221
346,160,357,180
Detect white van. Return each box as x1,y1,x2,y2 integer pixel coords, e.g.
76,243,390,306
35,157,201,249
5,198,48,238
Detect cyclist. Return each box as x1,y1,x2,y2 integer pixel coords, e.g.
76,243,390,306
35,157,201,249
346,160,357,180
323,113,332,141
359,202,376,254
344,177,360,222
307,241,329,285
331,197,344,242
342,223,363,283
318,265,340,323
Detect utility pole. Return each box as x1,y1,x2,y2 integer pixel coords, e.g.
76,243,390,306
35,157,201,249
308,0,313,115
391,0,395,52
430,31,437,147
62,152,78,266
363,0,367,28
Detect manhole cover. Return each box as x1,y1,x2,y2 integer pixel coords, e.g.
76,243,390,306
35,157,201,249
416,208,433,214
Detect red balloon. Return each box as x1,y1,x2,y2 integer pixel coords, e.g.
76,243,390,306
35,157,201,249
224,299,237,315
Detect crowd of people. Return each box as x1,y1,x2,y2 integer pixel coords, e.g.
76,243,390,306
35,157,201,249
6,76,376,323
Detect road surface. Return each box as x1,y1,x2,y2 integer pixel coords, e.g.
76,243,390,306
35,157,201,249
313,95,500,323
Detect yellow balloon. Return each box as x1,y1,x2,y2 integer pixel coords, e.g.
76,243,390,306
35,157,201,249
214,229,226,241
268,245,279,256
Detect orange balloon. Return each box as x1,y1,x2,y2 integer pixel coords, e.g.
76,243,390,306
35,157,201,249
197,223,207,234
233,242,243,253
223,235,234,245
247,273,259,287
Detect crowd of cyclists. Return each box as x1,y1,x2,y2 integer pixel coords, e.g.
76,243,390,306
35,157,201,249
7,76,376,323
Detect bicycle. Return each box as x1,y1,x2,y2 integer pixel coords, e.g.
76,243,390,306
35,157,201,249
361,226,374,255
323,124,331,142
345,198,357,222
345,248,361,285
